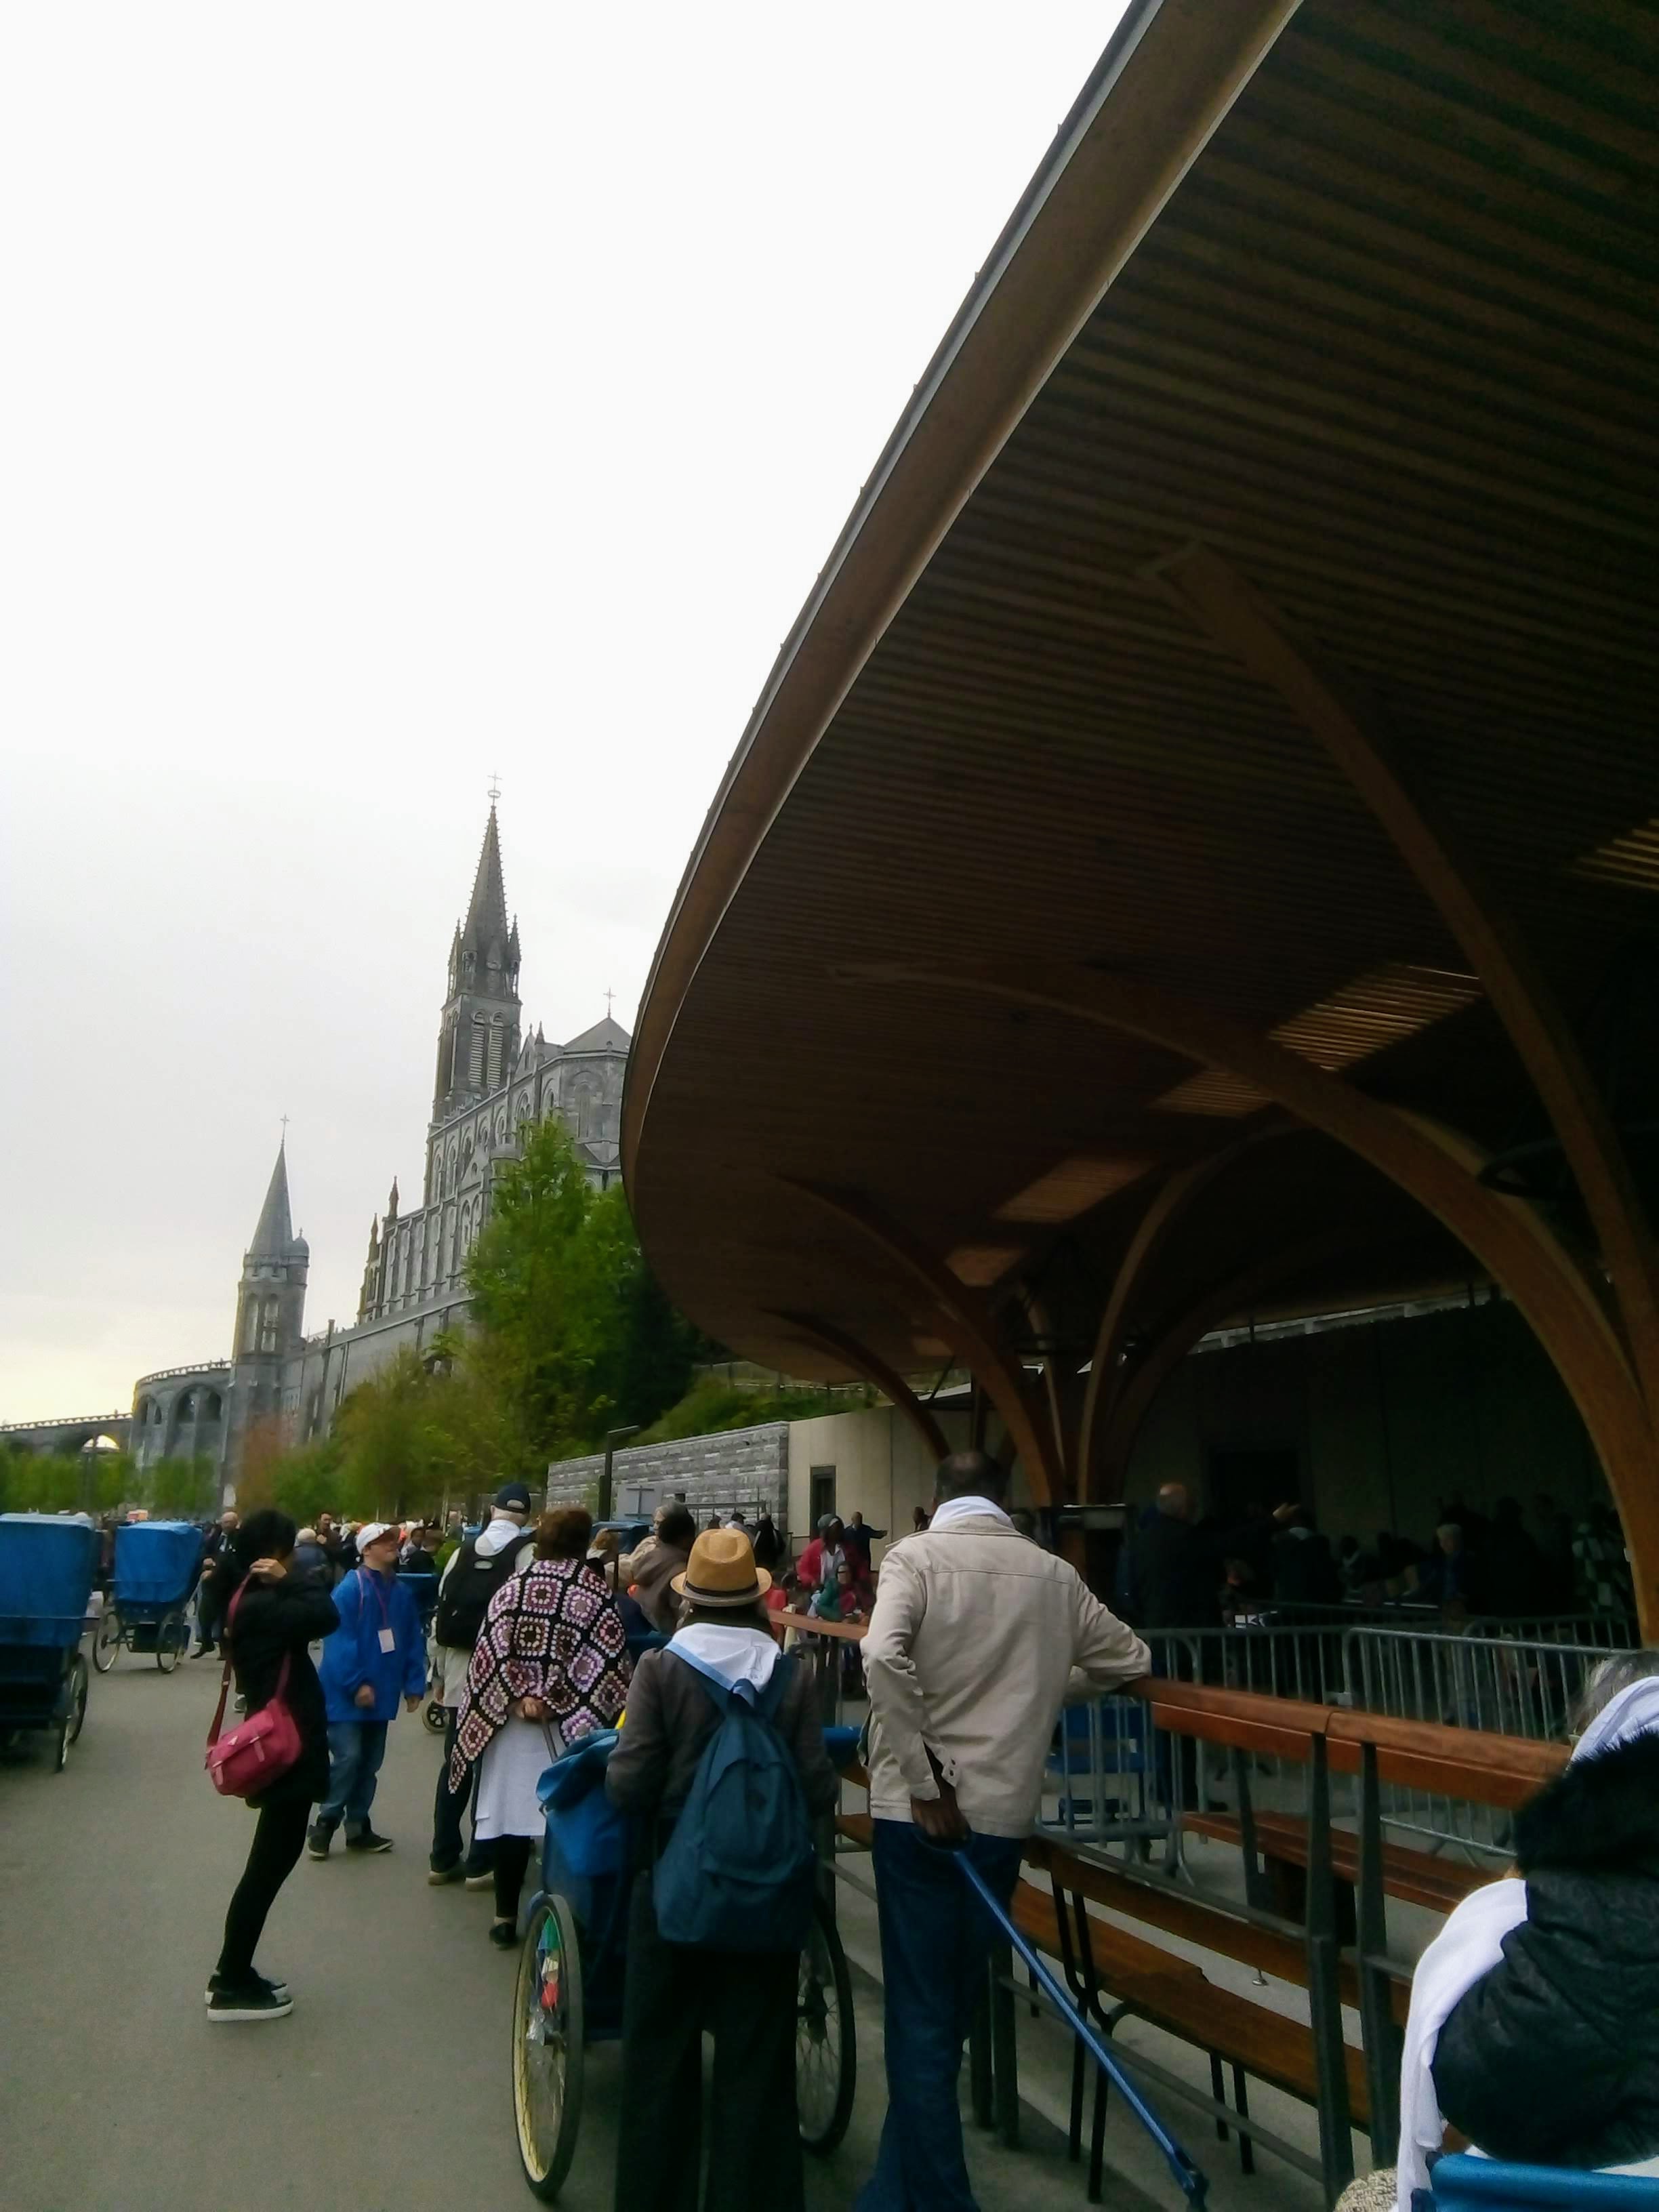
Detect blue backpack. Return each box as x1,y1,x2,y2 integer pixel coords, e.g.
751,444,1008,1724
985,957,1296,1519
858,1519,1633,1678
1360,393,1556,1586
652,1649,817,1953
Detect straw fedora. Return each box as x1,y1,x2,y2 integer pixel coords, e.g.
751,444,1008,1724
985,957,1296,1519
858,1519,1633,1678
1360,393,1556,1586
670,1526,771,1609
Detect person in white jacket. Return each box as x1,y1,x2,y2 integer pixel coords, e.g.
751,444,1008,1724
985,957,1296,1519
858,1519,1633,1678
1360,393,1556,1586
858,1450,1149,2212
426,1483,536,1883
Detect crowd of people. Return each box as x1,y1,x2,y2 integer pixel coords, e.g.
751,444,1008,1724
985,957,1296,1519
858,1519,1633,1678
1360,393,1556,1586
1116,1481,1635,1633
182,1459,1659,2211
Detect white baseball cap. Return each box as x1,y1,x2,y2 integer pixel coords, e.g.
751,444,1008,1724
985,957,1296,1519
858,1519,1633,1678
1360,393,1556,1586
356,1521,398,1555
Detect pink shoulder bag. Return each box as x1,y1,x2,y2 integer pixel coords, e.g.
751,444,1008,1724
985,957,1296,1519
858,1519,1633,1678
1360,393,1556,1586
205,1582,304,1797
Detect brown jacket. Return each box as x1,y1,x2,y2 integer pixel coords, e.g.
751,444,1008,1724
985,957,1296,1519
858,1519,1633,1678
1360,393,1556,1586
629,1541,691,1636
605,1641,838,1828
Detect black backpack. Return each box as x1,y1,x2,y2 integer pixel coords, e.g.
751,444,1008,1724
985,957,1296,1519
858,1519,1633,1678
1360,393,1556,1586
433,1528,531,1650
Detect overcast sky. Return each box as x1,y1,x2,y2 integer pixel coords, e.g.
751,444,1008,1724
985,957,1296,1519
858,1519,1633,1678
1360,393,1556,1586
0,4,1126,1425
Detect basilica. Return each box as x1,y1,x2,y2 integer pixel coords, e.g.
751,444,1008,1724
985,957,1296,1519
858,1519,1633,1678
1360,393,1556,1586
129,806,630,1491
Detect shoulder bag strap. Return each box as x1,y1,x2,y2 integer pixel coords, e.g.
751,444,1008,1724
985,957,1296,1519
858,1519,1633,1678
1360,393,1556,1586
207,1580,245,1750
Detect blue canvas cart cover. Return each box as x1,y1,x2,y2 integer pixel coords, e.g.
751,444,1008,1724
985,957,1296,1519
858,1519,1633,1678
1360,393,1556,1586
113,1519,205,1607
0,1514,100,1647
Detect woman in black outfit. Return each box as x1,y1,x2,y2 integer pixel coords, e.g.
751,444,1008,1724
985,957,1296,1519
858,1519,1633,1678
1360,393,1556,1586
208,1508,339,2023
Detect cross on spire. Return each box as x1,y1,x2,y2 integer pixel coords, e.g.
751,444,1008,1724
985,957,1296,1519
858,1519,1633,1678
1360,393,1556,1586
487,771,501,805
605,986,615,1015
279,1113,289,1139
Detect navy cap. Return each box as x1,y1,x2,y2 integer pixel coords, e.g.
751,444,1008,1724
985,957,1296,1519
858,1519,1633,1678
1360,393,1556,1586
494,1481,533,1511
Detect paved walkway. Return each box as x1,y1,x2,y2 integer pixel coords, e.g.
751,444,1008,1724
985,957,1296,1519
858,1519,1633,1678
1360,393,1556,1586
1,1654,1172,2212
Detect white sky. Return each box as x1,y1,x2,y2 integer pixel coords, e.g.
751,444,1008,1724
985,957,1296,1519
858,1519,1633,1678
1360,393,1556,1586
0,3,1128,1423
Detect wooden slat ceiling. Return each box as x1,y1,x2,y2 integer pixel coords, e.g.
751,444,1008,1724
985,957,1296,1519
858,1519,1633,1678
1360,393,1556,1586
624,0,1659,1385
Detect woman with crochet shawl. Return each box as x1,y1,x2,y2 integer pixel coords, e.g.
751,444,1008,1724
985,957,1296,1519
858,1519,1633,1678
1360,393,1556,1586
451,1504,630,1946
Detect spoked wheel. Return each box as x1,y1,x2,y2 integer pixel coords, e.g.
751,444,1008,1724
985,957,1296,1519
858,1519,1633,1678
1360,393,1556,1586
513,1891,585,2200
796,1891,856,2155
56,1654,89,1771
156,1610,190,1673
424,1700,447,1736
91,1607,121,1674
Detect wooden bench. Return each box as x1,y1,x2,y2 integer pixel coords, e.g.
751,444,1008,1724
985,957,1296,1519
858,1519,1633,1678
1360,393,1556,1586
1184,1807,1488,1916
1027,1834,1410,2028
832,1811,1374,2190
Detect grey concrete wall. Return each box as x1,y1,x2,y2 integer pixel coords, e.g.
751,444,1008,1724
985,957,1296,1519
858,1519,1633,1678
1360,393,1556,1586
546,1422,791,1530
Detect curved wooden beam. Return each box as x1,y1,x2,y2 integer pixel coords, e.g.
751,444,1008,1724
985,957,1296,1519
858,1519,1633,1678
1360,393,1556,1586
781,1181,1061,1502
1078,1122,1300,1491
1162,542,1659,1421
842,958,1659,1633
1096,1229,1373,1490
767,1309,951,1464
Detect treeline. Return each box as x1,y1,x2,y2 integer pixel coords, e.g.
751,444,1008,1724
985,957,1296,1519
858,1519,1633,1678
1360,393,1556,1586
0,1444,214,1519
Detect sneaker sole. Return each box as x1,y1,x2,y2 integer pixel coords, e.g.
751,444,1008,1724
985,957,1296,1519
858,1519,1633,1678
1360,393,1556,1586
346,1842,394,1854
204,1983,289,2005
208,1999,293,2023
427,1866,462,1885
463,1875,494,1889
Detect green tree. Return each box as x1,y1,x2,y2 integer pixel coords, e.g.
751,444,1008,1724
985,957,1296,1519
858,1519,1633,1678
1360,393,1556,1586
144,1454,214,1517
465,1120,715,1461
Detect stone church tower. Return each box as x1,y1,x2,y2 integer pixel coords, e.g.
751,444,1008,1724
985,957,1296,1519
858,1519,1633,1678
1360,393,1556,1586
432,805,521,1121
223,1141,309,1481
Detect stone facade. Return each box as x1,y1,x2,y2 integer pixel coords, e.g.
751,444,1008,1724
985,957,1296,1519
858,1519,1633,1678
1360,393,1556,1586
125,804,631,1497
546,1423,792,1530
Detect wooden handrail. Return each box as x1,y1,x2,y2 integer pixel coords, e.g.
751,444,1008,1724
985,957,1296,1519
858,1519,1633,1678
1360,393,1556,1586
776,1609,1566,1811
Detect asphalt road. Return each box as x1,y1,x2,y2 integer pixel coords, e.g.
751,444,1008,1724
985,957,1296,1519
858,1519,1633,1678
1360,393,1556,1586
0,1647,1156,2212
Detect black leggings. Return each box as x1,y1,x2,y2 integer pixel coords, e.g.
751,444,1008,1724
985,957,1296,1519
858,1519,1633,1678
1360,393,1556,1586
218,1797,310,1984
493,1834,533,1922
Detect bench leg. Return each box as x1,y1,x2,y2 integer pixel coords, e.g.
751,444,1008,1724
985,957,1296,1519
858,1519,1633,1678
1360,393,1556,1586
1210,2051,1229,2142
969,1968,994,2128
1233,2064,1255,2176
990,1939,1021,2150
1088,2055,1109,2204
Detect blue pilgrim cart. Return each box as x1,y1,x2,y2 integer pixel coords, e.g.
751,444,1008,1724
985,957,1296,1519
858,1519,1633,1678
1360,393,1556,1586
0,1513,98,1770
92,1519,205,1674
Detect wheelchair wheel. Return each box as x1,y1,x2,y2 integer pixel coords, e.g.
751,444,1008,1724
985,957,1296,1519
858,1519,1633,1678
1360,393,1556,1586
513,1891,584,2200
796,1891,856,2155
56,1654,89,1771
156,1610,189,1673
423,1700,447,1736
91,1607,121,1674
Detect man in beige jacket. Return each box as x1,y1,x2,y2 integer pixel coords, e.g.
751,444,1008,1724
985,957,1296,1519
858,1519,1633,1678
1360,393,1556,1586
858,1450,1149,2212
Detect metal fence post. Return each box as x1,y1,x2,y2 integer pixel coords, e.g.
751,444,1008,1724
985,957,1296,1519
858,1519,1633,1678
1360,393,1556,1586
1357,1742,1403,2160
1305,1735,1355,2203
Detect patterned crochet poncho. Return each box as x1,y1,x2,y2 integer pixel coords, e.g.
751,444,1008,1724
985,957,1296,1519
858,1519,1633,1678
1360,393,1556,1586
450,1555,630,1794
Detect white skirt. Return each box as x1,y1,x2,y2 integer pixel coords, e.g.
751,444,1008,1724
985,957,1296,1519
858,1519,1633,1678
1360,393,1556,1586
474,1715,563,1841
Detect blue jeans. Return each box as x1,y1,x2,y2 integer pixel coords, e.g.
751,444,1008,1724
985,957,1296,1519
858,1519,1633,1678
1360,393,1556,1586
857,1820,1025,2212
317,1720,388,1835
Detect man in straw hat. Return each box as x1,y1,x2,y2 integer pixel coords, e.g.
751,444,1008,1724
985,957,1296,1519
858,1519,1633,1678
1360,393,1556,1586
857,1450,1150,2212
607,1523,837,2210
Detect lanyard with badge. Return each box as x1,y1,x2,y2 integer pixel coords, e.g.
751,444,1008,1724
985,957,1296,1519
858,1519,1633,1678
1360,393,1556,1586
361,1568,396,1654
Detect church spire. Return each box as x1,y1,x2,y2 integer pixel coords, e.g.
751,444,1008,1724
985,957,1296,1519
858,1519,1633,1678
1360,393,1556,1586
249,1141,295,1258
462,805,510,951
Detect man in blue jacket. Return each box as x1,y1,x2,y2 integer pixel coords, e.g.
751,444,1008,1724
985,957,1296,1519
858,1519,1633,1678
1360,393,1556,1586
308,1521,426,1859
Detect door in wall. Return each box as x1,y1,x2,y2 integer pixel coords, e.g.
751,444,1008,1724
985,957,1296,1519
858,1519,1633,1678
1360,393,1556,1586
809,1465,836,1529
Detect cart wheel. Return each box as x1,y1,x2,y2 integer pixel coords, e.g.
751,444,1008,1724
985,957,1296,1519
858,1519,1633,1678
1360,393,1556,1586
796,1892,856,2155
156,1610,190,1674
56,1654,89,1771
423,1700,447,1736
512,1892,584,2200
91,1607,121,1674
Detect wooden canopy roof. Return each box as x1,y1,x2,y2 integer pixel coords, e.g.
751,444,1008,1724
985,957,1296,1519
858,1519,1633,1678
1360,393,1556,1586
623,0,1659,1623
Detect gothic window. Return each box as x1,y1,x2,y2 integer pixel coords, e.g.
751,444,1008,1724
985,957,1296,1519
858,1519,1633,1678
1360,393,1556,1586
203,1391,222,1420
495,1110,507,1147
469,1019,488,1092
258,1297,281,1353
242,1298,259,1354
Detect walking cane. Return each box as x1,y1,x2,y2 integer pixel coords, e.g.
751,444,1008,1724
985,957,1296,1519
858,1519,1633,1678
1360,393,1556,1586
956,1851,1210,2208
